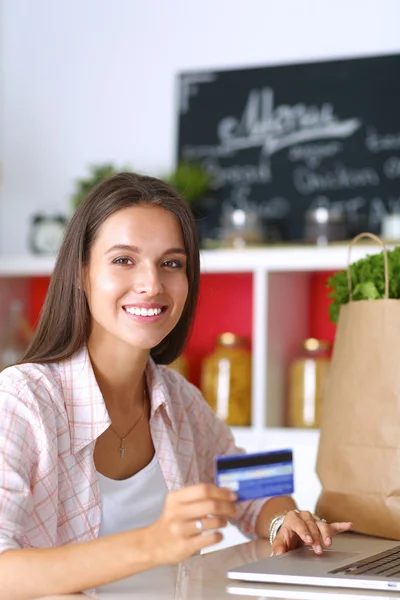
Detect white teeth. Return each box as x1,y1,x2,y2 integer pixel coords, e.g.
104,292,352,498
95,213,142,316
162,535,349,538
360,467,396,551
125,307,162,317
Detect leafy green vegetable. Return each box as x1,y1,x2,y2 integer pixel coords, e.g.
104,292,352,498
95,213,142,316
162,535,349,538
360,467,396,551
328,246,400,324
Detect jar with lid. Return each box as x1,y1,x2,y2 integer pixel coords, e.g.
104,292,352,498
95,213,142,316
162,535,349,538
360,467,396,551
304,197,347,245
287,338,331,428
219,206,264,248
200,333,251,426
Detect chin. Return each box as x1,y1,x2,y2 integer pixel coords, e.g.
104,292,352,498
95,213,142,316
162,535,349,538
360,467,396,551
123,336,165,352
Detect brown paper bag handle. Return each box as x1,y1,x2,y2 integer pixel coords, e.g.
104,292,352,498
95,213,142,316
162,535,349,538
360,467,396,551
347,232,389,300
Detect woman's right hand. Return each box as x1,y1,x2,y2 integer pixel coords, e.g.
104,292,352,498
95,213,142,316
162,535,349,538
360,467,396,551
147,484,237,565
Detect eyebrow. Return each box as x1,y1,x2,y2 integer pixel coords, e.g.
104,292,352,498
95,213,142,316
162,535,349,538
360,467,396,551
105,244,187,256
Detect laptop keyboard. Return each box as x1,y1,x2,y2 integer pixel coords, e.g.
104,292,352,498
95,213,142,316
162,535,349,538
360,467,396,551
330,545,400,578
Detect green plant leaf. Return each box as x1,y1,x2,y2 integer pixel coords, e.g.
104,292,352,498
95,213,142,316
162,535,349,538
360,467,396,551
165,162,211,204
327,246,400,324
71,163,130,210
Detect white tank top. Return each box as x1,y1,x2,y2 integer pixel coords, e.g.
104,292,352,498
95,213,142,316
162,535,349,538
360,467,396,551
97,453,168,537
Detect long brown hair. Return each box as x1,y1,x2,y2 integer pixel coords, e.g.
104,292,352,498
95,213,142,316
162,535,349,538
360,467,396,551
19,172,200,365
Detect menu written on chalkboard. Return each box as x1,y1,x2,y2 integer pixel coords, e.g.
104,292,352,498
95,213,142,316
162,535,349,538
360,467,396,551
176,53,400,241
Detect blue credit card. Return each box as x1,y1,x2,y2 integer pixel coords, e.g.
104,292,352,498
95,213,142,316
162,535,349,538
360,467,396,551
215,449,294,502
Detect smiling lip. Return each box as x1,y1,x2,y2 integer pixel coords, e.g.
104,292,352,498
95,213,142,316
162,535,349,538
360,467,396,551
122,304,167,320
123,302,165,310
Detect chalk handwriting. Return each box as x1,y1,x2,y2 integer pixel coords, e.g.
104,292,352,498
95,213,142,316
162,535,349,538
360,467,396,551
365,128,400,153
179,73,217,114
316,195,400,229
287,141,343,168
293,163,380,195
217,88,361,156
182,144,235,160
258,197,291,219
225,184,290,220
384,156,400,179
203,158,271,189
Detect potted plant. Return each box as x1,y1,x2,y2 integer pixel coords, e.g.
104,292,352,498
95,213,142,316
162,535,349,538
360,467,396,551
164,162,214,243
71,163,130,210
164,161,212,205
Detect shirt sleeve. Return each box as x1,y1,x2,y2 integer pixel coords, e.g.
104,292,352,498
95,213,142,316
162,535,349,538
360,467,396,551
185,383,269,539
0,381,41,552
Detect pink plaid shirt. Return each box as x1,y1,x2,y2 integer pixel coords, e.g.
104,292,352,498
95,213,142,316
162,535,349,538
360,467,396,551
0,347,266,553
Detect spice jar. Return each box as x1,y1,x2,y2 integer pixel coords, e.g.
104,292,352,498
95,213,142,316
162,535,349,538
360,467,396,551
219,206,264,248
304,197,347,245
287,338,331,428
200,333,251,426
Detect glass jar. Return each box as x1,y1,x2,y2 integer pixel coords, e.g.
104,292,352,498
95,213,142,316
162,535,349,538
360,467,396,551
304,197,347,245
168,354,189,379
287,338,331,428
200,332,251,426
219,206,264,248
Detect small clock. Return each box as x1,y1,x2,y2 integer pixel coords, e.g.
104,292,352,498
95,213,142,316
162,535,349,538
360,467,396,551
29,214,68,255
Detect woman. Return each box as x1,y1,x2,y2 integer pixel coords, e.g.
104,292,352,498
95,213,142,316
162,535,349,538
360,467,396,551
0,173,351,597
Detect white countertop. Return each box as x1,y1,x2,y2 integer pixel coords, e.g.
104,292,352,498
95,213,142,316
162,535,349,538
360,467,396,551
40,534,400,600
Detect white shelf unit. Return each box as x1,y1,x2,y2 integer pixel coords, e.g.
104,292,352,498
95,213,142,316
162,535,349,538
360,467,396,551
199,244,380,430
0,244,380,517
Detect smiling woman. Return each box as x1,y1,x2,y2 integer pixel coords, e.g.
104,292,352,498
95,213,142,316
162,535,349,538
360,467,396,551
83,205,189,364
0,172,351,598
22,174,199,366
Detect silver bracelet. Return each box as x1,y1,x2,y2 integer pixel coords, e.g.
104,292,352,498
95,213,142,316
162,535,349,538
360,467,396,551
269,514,286,545
269,510,327,546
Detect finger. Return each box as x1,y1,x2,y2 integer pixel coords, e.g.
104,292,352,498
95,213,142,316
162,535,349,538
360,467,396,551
171,484,237,504
272,544,286,556
190,531,224,554
272,526,299,556
329,522,353,535
189,517,228,537
315,520,333,547
292,511,326,553
303,517,324,554
284,512,314,546
172,499,237,521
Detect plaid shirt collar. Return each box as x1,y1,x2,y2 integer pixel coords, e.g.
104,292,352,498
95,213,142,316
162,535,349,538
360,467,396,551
59,346,178,455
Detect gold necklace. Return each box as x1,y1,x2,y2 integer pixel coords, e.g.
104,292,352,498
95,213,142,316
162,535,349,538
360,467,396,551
109,383,147,458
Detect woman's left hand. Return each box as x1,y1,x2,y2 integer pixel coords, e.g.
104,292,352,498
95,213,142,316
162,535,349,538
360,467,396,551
271,510,352,556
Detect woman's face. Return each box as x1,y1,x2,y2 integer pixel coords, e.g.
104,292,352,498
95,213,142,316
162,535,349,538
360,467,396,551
84,204,189,355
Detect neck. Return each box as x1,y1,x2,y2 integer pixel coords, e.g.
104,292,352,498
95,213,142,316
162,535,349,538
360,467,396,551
87,338,149,412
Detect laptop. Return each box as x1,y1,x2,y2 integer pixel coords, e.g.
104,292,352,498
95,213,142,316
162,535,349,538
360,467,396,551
227,533,400,592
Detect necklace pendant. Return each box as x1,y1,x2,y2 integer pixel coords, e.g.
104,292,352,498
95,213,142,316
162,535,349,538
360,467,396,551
118,442,126,458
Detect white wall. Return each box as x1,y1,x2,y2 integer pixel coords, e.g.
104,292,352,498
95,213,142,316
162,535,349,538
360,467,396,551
0,0,399,254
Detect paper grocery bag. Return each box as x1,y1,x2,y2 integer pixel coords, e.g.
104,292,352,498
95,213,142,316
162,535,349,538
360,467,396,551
316,233,400,539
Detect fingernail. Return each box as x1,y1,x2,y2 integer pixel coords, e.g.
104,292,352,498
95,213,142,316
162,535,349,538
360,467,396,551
306,536,313,543
316,545,322,553
270,551,274,557
275,549,283,556
325,536,332,545
229,492,238,500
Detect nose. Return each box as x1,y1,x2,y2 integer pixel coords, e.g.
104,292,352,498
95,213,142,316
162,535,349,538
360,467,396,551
133,263,163,296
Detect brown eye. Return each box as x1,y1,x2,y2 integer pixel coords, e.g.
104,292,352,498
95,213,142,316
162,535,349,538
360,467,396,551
112,257,133,265
163,259,183,269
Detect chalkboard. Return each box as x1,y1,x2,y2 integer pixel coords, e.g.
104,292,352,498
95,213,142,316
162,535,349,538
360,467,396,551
176,53,400,241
